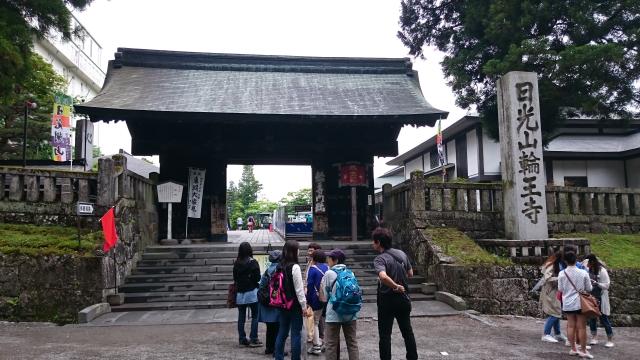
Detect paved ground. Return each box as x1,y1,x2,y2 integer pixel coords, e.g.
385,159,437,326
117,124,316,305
227,229,284,244
87,301,459,326
1,314,637,359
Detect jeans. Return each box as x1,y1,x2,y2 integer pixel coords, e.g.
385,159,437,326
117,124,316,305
377,292,418,360
237,302,259,343
588,314,614,337
544,316,561,336
275,309,303,360
265,322,279,353
325,321,359,360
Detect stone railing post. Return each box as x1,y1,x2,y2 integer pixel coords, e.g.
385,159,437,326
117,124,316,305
97,158,116,207
409,171,425,213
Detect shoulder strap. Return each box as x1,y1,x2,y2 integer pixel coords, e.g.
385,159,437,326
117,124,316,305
564,270,580,293
385,250,406,268
311,264,325,276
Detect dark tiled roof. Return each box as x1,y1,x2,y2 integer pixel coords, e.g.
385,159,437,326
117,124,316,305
75,48,446,124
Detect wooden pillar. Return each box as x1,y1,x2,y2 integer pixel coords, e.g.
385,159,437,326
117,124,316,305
208,160,227,242
312,163,329,240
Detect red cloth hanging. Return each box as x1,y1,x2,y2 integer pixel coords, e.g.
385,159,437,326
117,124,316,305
101,207,118,252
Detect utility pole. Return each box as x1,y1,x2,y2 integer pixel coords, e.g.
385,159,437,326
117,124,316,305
22,99,37,168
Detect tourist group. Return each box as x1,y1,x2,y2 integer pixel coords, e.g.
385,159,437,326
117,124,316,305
230,227,416,360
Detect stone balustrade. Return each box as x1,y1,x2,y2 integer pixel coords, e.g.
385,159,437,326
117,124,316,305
546,186,640,216
474,238,590,264
0,167,97,205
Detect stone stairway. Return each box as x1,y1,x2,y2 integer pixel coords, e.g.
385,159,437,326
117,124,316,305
112,242,437,312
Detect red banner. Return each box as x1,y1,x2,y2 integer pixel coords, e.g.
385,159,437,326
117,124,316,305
339,164,367,187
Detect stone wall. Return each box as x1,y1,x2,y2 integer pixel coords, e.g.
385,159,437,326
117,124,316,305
609,269,640,326
0,254,105,324
0,156,159,322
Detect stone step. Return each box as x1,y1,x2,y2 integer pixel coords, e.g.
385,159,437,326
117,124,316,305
135,258,378,267
121,276,426,291
144,243,376,254
141,251,378,261
112,294,437,312
121,284,424,303
132,263,380,275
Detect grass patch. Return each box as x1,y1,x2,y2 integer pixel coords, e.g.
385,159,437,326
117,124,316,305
424,227,512,266
557,232,640,269
0,223,102,256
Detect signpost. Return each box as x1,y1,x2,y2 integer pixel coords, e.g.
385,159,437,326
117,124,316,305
76,201,95,249
339,163,368,241
157,182,184,241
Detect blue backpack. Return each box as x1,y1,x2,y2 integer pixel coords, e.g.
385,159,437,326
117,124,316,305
330,267,362,316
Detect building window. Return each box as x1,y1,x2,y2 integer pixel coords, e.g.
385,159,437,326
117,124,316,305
564,176,588,187
430,149,439,169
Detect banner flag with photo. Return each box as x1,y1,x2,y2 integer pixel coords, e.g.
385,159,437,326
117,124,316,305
51,93,73,162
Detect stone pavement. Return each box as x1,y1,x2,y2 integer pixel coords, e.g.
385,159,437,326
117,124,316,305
227,229,284,244
1,314,638,359
87,301,459,326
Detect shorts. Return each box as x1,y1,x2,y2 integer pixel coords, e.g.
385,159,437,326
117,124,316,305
564,309,582,315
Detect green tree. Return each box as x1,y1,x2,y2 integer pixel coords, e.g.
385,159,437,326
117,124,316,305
279,188,312,207
0,54,66,159
398,0,640,141
237,165,263,210
0,0,93,101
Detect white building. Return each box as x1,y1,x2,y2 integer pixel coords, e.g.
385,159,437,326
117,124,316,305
32,13,106,169
383,115,640,188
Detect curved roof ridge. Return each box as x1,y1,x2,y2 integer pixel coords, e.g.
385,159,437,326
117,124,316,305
113,48,414,75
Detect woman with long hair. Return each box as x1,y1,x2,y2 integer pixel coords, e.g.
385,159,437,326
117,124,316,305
274,240,311,360
584,254,614,348
558,251,593,358
233,241,262,347
540,250,567,343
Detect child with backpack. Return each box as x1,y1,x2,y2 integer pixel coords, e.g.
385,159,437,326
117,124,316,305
257,250,283,355
319,249,361,360
273,240,311,360
306,250,329,355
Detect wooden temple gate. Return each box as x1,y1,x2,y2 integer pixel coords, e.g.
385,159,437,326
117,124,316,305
76,48,446,241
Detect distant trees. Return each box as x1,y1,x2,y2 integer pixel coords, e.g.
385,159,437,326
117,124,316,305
226,167,312,229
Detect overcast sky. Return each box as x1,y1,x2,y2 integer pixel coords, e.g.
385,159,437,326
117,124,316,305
73,0,467,202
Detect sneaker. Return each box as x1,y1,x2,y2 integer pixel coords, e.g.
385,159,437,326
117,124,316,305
556,334,568,342
307,345,322,355
604,341,614,348
239,338,250,346
579,351,594,359
589,338,598,345
569,349,580,356
248,339,263,347
542,335,559,343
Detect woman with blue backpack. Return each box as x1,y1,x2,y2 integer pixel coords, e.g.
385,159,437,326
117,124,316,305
257,250,283,355
273,240,310,360
320,249,361,360
306,250,329,355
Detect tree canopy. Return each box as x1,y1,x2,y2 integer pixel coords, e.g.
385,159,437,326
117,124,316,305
0,54,66,159
279,188,312,207
0,0,93,101
398,0,640,141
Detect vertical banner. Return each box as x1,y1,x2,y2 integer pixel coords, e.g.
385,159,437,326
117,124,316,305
51,93,73,162
187,167,206,219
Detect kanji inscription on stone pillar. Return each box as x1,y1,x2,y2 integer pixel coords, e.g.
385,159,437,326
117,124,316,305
497,71,549,240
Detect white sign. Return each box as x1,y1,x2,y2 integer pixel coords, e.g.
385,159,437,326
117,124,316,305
76,202,95,216
187,168,206,219
157,182,184,203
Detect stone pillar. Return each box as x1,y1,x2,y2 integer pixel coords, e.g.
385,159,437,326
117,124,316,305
312,164,329,240
97,158,116,207
409,171,426,213
208,160,227,242
497,71,549,239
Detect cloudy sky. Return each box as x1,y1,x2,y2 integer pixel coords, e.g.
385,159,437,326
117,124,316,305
73,0,467,201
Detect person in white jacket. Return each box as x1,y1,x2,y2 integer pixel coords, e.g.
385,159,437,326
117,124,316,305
584,254,615,348
274,240,311,360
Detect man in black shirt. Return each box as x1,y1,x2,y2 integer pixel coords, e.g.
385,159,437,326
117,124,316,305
372,227,418,360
